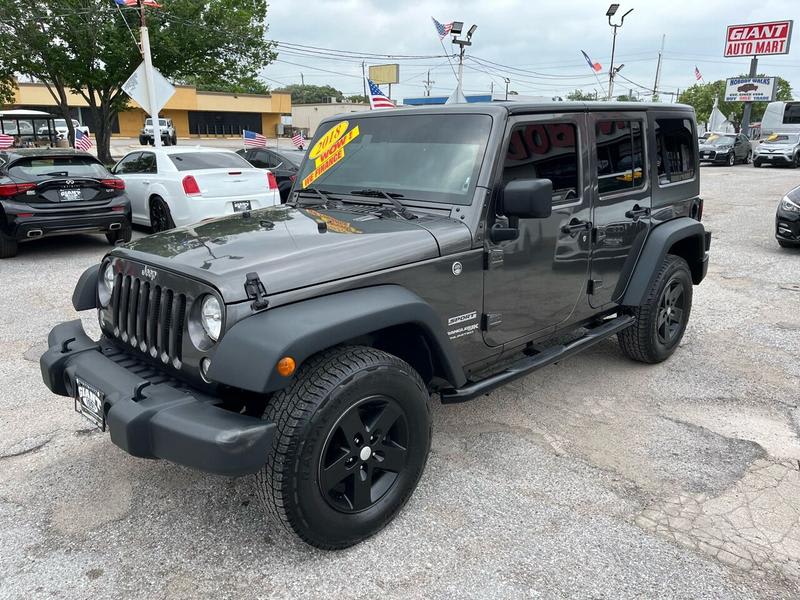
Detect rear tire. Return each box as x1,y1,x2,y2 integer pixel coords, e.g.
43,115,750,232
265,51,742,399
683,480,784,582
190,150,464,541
255,346,432,549
618,254,693,364
149,197,175,232
0,231,18,258
753,159,762,168
106,219,132,245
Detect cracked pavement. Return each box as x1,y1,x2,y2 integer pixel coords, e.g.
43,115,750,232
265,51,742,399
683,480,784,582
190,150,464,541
1,163,799,599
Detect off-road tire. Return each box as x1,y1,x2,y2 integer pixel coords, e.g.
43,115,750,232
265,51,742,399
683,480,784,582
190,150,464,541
618,254,693,364
255,345,432,549
0,231,18,258
105,219,132,245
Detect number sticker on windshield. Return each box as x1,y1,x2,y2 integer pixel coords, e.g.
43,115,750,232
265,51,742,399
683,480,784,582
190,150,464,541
302,122,360,189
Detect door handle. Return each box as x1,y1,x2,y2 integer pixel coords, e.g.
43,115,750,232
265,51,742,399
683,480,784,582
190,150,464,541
142,180,150,184
561,219,591,234
625,205,650,219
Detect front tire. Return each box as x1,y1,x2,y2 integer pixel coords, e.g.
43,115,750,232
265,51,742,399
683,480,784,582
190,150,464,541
255,346,432,549
618,254,693,364
754,159,762,168
727,152,735,166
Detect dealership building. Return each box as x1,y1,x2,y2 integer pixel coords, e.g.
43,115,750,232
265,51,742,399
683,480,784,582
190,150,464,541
5,82,292,139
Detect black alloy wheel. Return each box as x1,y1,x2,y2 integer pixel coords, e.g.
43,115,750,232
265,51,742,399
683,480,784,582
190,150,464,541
149,197,175,232
319,395,409,513
655,277,686,346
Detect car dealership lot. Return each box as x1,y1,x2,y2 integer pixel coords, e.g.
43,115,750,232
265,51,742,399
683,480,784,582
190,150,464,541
1,164,799,599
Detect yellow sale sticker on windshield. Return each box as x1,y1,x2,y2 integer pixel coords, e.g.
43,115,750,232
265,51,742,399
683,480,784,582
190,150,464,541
302,147,345,188
309,120,349,160
767,133,780,141
707,134,720,141
315,125,360,167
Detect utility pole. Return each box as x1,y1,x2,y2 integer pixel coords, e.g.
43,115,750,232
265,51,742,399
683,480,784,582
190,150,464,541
362,62,367,100
504,77,510,101
300,72,304,86
423,70,435,97
606,5,633,101
652,34,665,101
740,56,759,136
139,1,161,148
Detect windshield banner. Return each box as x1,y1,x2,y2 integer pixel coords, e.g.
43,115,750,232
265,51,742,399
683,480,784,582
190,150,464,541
303,121,361,188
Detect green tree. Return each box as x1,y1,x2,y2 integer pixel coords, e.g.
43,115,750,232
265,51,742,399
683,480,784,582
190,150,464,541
190,76,270,96
567,89,597,101
678,76,793,128
276,84,344,104
0,0,276,162
345,95,367,104
0,73,17,106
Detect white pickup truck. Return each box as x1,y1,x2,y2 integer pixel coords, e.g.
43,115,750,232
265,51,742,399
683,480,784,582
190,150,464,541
37,118,90,140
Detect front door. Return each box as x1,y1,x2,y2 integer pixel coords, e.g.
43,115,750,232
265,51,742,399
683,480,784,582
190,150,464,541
483,114,591,347
589,113,651,307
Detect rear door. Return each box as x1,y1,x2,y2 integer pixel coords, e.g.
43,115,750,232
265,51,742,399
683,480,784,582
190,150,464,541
589,112,651,308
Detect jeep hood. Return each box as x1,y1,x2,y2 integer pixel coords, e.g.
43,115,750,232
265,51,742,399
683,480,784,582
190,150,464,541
114,205,472,303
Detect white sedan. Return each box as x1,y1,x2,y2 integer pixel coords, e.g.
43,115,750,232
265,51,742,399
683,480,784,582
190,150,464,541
111,147,280,231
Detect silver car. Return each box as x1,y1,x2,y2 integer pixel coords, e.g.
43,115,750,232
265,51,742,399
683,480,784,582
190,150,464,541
754,133,800,168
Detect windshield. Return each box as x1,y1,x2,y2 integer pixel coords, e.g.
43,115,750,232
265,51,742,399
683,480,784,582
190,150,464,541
704,134,736,146
297,114,493,205
54,120,67,128
8,156,108,179
169,152,251,171
145,119,168,127
764,133,799,144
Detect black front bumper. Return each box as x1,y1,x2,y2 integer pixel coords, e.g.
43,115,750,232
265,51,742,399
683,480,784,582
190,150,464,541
40,320,275,476
699,151,732,164
776,209,800,242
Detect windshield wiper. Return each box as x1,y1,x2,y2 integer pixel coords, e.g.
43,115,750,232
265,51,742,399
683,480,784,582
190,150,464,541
293,187,339,206
349,189,417,219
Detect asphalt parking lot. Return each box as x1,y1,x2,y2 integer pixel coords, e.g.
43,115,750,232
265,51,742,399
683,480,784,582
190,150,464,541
1,163,799,599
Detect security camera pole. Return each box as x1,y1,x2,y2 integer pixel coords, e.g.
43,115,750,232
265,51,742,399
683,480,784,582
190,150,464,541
447,22,477,104
139,1,161,148
606,4,634,101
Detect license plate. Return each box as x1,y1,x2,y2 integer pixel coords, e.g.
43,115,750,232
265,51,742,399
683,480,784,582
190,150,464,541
233,200,251,212
74,378,105,430
59,189,83,202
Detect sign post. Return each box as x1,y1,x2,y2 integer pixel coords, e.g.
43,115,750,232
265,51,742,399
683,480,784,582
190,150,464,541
723,20,793,137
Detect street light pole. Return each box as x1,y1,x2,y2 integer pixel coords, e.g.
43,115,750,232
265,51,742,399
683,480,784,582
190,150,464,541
606,4,633,101
448,23,477,104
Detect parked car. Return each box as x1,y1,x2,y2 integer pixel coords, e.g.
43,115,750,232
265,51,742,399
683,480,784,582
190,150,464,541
760,101,800,137
737,83,759,93
139,118,177,146
776,184,800,249
698,132,751,165
237,147,305,201
753,133,800,168
111,147,280,231
41,102,709,549
37,119,89,140
0,148,130,258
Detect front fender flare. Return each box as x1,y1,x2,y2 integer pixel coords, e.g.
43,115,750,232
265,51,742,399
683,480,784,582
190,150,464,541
206,285,467,394
72,264,100,311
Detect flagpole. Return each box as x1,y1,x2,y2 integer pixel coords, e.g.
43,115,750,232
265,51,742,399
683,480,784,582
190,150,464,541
139,1,161,148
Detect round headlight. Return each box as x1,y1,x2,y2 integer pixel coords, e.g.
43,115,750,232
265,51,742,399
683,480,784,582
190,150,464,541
200,295,222,341
98,263,115,307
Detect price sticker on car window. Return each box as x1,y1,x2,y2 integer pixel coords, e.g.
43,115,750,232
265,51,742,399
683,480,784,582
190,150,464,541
303,121,361,189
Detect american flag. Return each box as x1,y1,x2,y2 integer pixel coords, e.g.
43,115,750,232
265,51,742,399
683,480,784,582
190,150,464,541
243,130,267,148
694,66,703,82
291,131,305,149
74,129,94,151
115,0,163,7
367,78,395,110
0,134,13,149
432,17,453,40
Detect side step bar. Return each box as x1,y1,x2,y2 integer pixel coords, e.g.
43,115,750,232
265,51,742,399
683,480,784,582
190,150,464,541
440,314,635,404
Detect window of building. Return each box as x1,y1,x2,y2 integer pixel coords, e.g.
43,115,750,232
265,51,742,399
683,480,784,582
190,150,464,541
502,122,580,203
655,119,696,185
596,120,645,195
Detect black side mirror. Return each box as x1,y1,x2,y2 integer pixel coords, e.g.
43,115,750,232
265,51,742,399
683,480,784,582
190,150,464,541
502,179,553,219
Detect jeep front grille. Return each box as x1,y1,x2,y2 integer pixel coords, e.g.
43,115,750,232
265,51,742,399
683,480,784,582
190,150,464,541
111,273,187,368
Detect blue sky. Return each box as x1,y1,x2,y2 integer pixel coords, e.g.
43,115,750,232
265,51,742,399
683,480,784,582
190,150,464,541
263,0,799,101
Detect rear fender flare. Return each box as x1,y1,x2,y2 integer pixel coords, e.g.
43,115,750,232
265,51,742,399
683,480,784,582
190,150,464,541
207,285,466,394
621,217,708,306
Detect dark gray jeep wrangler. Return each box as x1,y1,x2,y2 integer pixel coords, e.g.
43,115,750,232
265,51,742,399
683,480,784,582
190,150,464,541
41,103,710,549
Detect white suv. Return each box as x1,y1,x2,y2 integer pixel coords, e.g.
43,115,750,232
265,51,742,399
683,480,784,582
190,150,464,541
139,118,177,146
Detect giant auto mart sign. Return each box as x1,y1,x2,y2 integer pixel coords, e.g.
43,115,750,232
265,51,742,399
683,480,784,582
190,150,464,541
724,20,793,57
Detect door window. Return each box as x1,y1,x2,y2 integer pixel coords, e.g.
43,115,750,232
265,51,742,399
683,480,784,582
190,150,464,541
138,152,157,174
114,153,142,174
655,119,695,185
596,120,645,195
502,122,580,203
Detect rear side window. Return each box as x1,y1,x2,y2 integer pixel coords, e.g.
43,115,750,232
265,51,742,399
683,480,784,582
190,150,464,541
503,122,580,203
596,120,645,195
655,119,696,185
784,103,800,125
169,152,251,171
8,156,108,179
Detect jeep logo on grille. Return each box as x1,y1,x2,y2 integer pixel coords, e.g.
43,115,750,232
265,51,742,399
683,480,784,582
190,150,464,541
141,266,158,280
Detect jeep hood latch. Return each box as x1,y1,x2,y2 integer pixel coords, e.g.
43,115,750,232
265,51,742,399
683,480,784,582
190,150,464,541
244,272,269,311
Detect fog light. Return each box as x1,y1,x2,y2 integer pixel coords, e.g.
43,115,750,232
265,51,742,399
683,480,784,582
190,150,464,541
200,357,212,383
277,357,296,377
